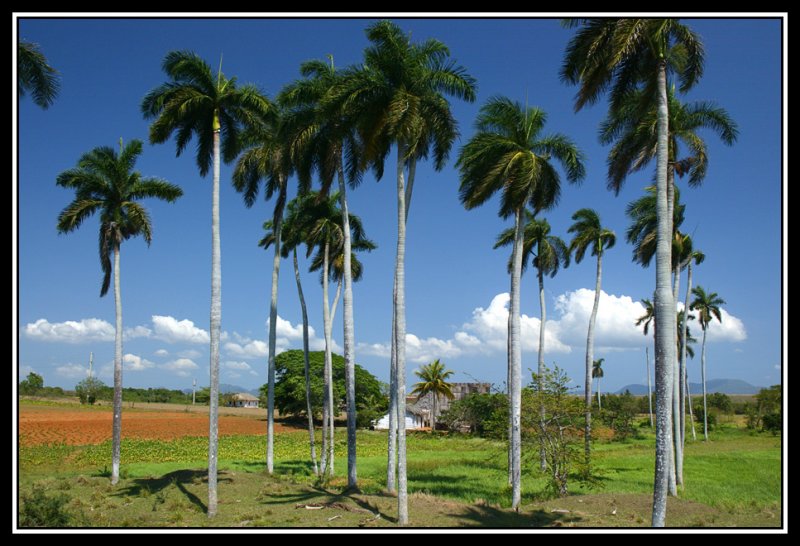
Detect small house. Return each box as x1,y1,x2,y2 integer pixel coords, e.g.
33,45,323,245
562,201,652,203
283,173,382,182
228,392,259,408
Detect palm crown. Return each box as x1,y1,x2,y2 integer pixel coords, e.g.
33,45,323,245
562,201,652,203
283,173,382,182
690,286,725,331
56,139,182,296
568,208,616,264
18,40,60,109
410,359,455,401
626,185,685,268
495,212,570,277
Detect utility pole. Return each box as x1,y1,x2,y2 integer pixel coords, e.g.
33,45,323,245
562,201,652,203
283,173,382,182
88,351,94,378
192,378,197,406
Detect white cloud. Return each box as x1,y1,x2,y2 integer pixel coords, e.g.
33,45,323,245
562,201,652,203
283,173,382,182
123,353,155,372
225,338,268,359
24,318,151,344
55,363,89,379
163,358,199,377
178,349,203,359
125,325,153,338
152,315,209,344
704,308,747,342
154,349,169,357
225,316,340,359
223,360,258,377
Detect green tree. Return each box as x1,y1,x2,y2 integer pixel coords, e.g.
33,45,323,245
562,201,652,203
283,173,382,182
690,285,725,441
56,139,181,486
636,300,655,428
410,359,455,429
18,40,60,109
567,208,616,462
142,50,271,517
592,358,605,410
333,20,476,519
20,372,44,395
76,376,106,405
562,19,704,526
440,392,508,438
458,96,584,510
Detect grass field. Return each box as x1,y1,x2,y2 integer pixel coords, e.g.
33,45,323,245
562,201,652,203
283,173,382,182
16,400,782,528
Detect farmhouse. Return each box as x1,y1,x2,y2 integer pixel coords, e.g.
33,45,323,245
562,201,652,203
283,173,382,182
228,392,259,409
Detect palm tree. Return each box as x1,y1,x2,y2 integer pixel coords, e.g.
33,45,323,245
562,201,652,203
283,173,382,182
626,185,685,269
232,106,296,477
636,299,655,428
592,358,605,410
18,40,60,109
562,18,704,527
681,247,705,442
56,139,182,486
280,56,365,489
496,212,570,474
141,50,271,517
333,20,476,521
458,96,584,510
690,286,725,441
567,208,616,463
410,359,455,429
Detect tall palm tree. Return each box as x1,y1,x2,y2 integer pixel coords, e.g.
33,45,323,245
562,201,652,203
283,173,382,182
567,208,616,463
592,358,605,410
681,247,705,442
626,185,685,269
141,50,271,517
333,20,476,521
562,18,704,527
56,139,182,486
496,212,570,473
232,106,295,477
18,40,60,109
636,299,655,428
280,56,366,488
690,286,725,441
458,96,584,510
410,359,455,429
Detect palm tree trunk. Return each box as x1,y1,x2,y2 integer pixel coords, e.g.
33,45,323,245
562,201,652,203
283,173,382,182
509,208,524,511
652,58,677,528
294,250,318,475
701,328,709,441
596,377,601,410
686,368,697,441
336,167,358,489
387,312,397,493
584,251,602,463
208,127,222,518
395,141,409,525
111,242,123,485
266,184,285,476
672,266,683,487
537,266,547,473
646,347,654,428
322,241,334,477
683,262,697,442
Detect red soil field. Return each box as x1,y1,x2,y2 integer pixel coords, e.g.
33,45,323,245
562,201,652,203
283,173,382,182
19,404,298,446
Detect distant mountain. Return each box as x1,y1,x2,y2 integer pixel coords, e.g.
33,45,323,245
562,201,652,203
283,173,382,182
219,383,261,395
616,378,762,395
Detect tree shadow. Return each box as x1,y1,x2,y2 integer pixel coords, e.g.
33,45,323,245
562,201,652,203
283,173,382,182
113,469,231,514
455,504,580,528
257,484,397,524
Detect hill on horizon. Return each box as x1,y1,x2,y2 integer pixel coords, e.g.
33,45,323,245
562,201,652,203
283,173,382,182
615,378,764,396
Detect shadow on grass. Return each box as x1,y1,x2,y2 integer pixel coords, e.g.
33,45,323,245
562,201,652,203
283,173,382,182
456,504,580,528
257,483,397,524
113,469,231,514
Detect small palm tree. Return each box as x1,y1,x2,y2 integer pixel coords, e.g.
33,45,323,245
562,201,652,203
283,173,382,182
56,139,182,486
690,286,725,441
141,50,271,517
410,360,455,429
568,208,615,462
636,299,655,428
18,40,60,109
459,95,584,509
592,358,605,410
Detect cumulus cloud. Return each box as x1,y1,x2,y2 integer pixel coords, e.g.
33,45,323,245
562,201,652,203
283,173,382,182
24,318,151,344
225,316,340,359
123,353,155,372
55,363,89,379
152,315,209,344
178,349,203,359
163,358,199,377
225,338,268,359
223,360,258,376
704,308,747,342
154,349,169,357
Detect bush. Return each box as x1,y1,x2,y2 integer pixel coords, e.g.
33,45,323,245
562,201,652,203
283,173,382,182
19,487,73,527
599,391,641,441
693,405,717,430
707,392,733,413
762,412,781,434
440,392,507,438
75,377,106,405
19,372,44,395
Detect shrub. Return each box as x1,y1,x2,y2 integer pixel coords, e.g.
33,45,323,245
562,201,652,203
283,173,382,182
598,391,641,441
762,412,781,434
707,392,733,413
19,487,73,527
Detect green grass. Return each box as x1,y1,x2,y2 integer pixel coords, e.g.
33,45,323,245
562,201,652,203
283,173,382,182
19,424,781,528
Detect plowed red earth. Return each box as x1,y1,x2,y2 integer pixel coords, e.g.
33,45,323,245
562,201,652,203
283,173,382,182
19,405,296,446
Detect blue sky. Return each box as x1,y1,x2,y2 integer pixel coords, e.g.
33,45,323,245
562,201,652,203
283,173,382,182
15,16,784,395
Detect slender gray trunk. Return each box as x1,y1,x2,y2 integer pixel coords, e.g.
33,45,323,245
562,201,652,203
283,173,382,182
336,167,357,489
651,59,676,528
395,141,409,525
584,250,603,463
537,266,547,472
111,242,123,485
596,377,601,410
509,209,524,510
208,128,222,518
387,312,397,493
294,250,318,475
266,182,285,475
701,328,709,441
646,347,654,428
683,261,697,442
672,266,683,487
322,241,334,477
